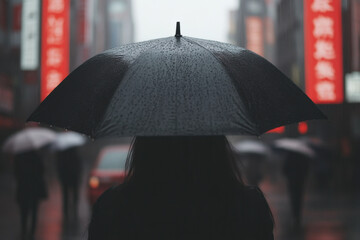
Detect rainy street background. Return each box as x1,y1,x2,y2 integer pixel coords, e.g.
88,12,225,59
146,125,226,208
1,0,360,239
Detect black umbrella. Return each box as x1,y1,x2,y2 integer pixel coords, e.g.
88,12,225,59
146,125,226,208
28,23,325,138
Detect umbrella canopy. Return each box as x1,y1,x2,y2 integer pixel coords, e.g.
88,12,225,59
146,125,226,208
2,127,57,153
234,140,270,155
28,23,325,138
273,138,315,158
50,131,87,151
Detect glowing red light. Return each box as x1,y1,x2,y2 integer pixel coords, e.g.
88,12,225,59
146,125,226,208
298,122,308,134
267,126,285,134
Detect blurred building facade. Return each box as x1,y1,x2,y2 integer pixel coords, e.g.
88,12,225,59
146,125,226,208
0,0,134,151
275,0,360,190
230,0,360,190
234,0,276,63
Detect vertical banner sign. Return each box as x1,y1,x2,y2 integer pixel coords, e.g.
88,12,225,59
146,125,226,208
246,16,264,56
21,0,40,70
41,0,69,101
304,0,343,104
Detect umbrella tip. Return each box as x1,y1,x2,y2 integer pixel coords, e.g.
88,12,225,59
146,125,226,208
175,22,182,37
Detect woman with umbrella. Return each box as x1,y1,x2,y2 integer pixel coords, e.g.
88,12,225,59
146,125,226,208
27,23,325,239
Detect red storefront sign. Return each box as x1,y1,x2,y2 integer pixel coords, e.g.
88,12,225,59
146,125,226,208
41,0,70,101
304,0,343,104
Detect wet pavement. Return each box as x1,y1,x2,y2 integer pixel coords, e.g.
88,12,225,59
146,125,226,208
261,177,360,240
1,154,359,240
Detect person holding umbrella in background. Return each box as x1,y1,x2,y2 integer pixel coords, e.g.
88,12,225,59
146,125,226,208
234,139,270,186
52,131,86,220
274,138,315,229
2,127,55,239
14,150,48,240
56,146,82,220
27,23,326,239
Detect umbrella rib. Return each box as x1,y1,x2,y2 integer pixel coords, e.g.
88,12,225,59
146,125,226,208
182,37,260,135
93,38,172,137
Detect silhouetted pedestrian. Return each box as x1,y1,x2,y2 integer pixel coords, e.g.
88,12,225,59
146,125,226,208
14,150,47,239
240,153,266,186
282,151,310,227
56,146,82,219
88,136,274,240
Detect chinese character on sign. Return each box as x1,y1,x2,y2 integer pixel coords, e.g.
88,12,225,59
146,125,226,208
311,0,334,12
46,70,62,91
315,81,336,101
313,16,334,38
315,61,335,80
46,48,63,66
314,40,335,59
48,0,64,13
47,16,64,44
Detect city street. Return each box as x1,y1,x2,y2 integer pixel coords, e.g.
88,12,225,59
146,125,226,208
261,178,360,240
1,0,360,239
0,154,359,240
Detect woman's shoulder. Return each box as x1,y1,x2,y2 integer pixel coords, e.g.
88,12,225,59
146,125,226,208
241,186,268,202
238,186,272,211
237,186,274,227
227,186,274,239
88,184,132,239
93,183,129,209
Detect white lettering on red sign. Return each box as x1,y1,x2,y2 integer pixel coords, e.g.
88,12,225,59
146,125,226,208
47,16,64,44
315,61,335,80
48,0,64,13
305,0,342,103
311,0,334,12
41,0,69,100
315,81,336,101
46,70,62,91
46,47,63,66
314,40,335,60
313,16,334,38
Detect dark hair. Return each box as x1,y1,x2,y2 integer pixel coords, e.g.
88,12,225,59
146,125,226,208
88,136,275,240
124,136,244,189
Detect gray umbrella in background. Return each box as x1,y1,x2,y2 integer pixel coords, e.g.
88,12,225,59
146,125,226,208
273,138,315,158
234,140,270,156
2,127,57,154
28,23,325,138
50,131,87,151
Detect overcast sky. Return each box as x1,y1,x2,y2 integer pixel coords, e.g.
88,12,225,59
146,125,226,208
132,0,238,43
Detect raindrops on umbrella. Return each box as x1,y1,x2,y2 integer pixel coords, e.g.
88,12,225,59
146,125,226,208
28,22,325,138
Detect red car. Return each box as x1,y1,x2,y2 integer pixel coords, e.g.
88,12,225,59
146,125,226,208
88,145,129,205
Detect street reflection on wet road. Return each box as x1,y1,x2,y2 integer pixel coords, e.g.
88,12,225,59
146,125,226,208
306,222,345,240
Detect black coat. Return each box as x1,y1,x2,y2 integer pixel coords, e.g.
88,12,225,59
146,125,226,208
56,146,82,186
14,150,47,204
88,184,274,240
